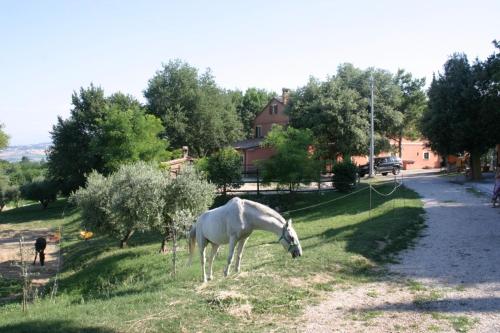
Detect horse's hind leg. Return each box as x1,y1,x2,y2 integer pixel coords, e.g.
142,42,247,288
207,243,220,281
224,236,237,277
198,238,208,283
235,237,249,273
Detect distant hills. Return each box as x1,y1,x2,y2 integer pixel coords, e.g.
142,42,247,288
0,143,51,162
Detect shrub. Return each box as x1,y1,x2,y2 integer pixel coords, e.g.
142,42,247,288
20,177,58,209
71,162,168,248
0,183,20,211
205,147,242,194
332,160,358,192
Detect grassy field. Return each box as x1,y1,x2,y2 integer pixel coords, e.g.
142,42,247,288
0,182,424,332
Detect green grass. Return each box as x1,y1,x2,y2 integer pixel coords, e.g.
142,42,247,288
0,183,424,332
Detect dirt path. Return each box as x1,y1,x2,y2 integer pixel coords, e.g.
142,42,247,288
0,226,60,290
301,173,500,332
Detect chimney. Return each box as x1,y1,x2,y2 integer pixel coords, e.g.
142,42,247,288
282,88,290,105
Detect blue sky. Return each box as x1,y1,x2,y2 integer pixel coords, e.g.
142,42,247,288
1,0,499,145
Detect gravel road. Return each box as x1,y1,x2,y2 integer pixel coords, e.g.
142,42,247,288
302,173,500,333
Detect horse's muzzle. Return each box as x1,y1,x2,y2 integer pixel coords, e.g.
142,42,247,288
292,249,301,258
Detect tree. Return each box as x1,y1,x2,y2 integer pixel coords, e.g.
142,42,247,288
422,53,494,179
20,177,58,209
144,60,243,156
231,88,276,139
287,64,403,159
48,85,169,194
259,126,320,192
0,177,20,211
392,70,427,157
71,162,168,248
204,147,242,195
332,160,358,192
155,166,215,274
2,159,46,186
0,123,9,150
48,84,108,194
92,105,169,174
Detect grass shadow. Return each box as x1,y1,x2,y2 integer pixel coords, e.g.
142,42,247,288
1,320,117,333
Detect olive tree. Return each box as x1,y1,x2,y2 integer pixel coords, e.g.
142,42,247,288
153,166,216,274
72,162,168,248
20,177,58,209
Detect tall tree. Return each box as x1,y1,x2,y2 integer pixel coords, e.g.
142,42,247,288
392,70,427,157
48,84,107,194
48,85,168,194
144,60,243,156
287,64,403,159
422,53,494,179
231,88,275,139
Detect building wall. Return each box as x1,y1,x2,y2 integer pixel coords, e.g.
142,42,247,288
253,99,289,137
352,139,441,170
242,147,276,172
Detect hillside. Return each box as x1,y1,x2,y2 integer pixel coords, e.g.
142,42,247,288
0,183,424,332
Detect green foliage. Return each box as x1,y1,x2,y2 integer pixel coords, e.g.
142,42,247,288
92,105,169,174
288,64,404,159
20,177,58,209
72,162,168,247
0,123,9,150
153,165,216,259
144,59,243,156
392,70,427,155
1,158,46,186
259,126,320,191
332,160,358,192
48,85,169,194
0,179,20,211
422,46,499,179
205,147,242,194
230,88,276,139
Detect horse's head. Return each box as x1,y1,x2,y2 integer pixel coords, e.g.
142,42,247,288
279,219,302,258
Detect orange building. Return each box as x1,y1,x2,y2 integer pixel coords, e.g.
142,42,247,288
233,88,441,172
352,139,441,170
233,89,290,173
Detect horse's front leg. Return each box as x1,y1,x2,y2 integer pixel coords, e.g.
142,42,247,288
207,243,220,281
235,237,249,273
224,236,237,277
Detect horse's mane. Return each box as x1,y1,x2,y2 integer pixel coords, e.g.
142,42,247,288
240,199,286,225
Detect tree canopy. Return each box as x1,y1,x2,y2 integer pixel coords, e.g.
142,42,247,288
259,125,320,191
422,45,500,179
48,85,168,194
144,60,243,156
287,64,404,159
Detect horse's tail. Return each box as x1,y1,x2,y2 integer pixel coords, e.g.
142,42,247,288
188,225,196,265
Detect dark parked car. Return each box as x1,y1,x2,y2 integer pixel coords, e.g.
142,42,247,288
358,156,402,177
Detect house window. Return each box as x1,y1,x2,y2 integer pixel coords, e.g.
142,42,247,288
269,104,278,115
423,152,430,160
255,126,262,138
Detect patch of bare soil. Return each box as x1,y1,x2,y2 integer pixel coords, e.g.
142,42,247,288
0,226,60,298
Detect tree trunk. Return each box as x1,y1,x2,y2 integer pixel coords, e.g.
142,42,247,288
120,229,135,248
41,200,48,209
172,228,177,276
159,227,170,254
470,152,482,180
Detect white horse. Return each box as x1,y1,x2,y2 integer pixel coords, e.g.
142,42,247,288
189,197,302,282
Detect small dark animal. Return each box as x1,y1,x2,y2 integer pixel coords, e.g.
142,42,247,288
33,237,47,266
